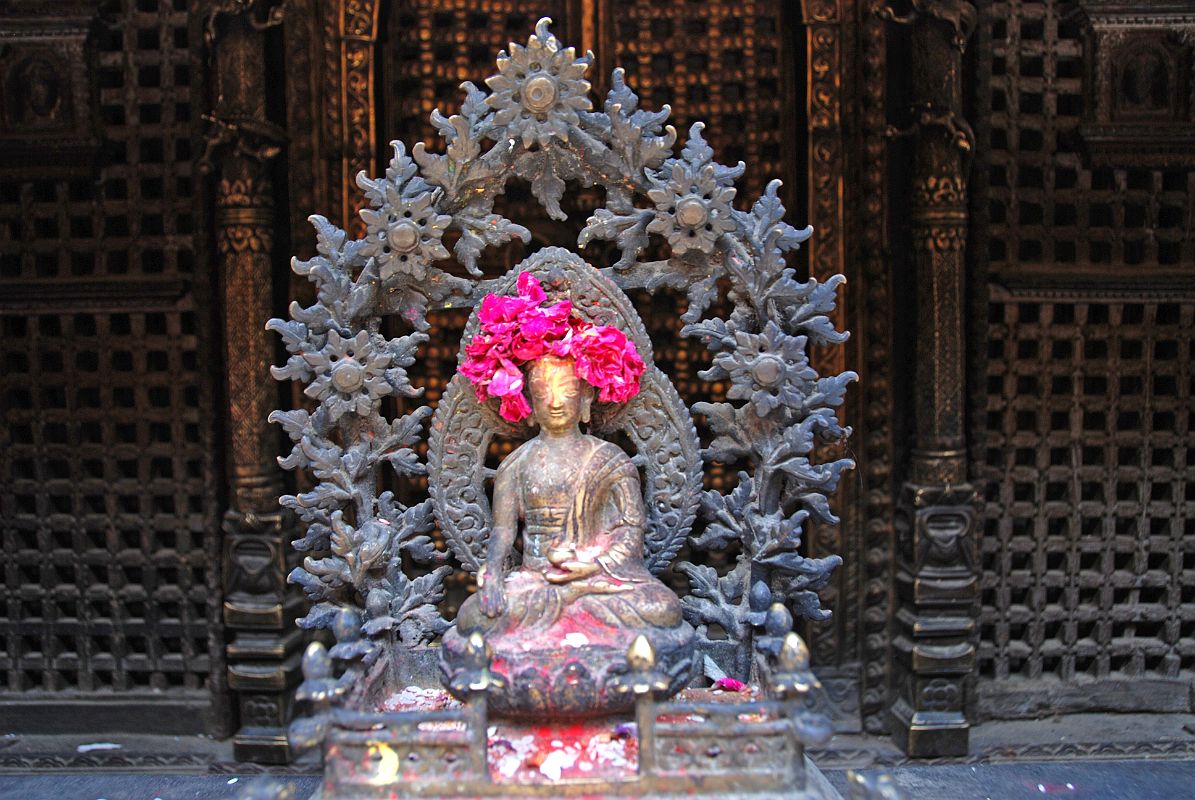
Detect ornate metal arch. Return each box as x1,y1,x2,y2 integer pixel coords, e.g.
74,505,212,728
427,247,702,575
268,17,857,693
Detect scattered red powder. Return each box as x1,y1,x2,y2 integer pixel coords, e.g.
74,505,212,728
376,685,772,782
487,719,639,783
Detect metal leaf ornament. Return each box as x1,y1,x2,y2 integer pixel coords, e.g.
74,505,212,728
268,17,853,665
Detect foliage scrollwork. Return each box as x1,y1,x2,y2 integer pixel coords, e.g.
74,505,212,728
268,17,854,665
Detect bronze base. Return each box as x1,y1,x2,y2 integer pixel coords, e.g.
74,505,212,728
440,622,695,717
319,699,837,799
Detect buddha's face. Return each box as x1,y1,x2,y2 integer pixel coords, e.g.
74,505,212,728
527,356,590,433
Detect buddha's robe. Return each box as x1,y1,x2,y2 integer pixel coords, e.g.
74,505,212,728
456,436,682,644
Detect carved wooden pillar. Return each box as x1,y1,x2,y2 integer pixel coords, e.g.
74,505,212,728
886,0,979,758
204,2,299,763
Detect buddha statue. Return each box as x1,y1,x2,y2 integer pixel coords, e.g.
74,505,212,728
456,354,684,638
438,270,695,717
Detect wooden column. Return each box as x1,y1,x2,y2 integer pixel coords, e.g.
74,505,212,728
886,0,980,758
203,1,300,763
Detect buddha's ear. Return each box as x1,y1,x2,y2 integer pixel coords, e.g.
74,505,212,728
580,391,593,424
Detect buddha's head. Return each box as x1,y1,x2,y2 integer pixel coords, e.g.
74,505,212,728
526,355,592,434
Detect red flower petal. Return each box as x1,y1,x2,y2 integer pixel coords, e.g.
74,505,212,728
498,391,532,422
517,271,546,305
487,358,524,397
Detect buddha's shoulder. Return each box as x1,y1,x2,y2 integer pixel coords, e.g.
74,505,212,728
584,436,633,465
495,440,535,476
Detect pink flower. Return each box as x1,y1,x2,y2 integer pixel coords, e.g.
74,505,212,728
714,677,747,692
573,324,645,404
510,299,571,361
460,333,509,400
459,271,645,422
479,295,519,326
487,358,524,397
498,392,532,422
516,271,547,304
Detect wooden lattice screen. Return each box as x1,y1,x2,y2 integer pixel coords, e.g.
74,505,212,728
0,0,222,732
974,0,1195,718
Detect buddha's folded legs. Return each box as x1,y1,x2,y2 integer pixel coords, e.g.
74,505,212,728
455,568,682,640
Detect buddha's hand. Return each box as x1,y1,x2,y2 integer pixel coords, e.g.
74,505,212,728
544,560,599,584
478,567,506,618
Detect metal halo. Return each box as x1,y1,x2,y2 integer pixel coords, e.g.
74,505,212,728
428,248,701,574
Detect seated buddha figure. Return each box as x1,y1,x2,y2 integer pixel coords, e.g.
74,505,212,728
456,354,683,637
440,272,694,717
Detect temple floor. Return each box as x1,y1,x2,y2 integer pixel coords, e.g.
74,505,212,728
5,758,1195,798
5,713,1195,798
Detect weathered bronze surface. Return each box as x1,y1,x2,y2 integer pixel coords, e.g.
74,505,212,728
441,353,695,716
282,0,892,737
293,614,839,799
271,15,858,796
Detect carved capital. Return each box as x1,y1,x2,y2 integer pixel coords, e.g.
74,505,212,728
913,0,977,49
201,0,284,48
910,223,967,255
215,216,276,255
883,0,977,51
0,1,101,175
222,511,291,610
896,482,978,577
199,116,285,177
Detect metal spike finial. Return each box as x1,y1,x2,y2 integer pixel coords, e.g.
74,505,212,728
749,580,773,612
627,634,656,672
768,631,820,698
609,635,671,698
301,641,331,681
777,632,810,672
764,601,793,638
450,630,505,694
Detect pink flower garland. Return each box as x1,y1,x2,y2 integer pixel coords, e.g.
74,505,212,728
460,272,646,422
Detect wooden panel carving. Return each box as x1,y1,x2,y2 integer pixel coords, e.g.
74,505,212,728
0,0,99,175
1076,1,1195,168
0,0,224,734
973,0,1195,725
977,291,1195,717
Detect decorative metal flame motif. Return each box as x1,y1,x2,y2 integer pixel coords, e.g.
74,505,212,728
268,16,854,673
